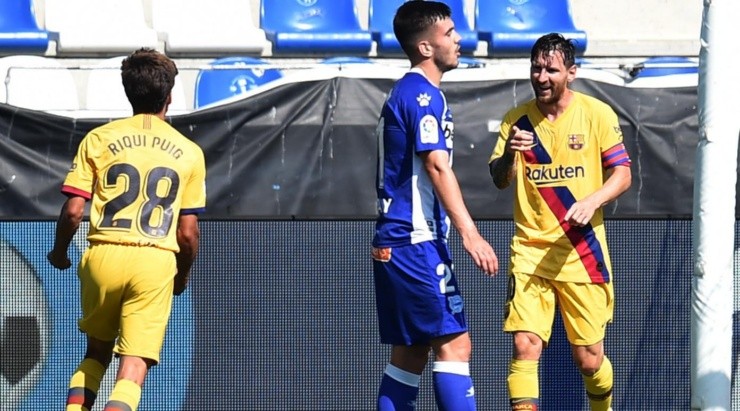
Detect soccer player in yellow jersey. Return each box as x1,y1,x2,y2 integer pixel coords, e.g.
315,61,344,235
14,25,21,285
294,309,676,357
47,48,206,411
489,33,631,411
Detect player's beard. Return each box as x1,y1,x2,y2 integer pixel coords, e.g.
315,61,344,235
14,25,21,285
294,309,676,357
436,52,459,73
533,82,563,105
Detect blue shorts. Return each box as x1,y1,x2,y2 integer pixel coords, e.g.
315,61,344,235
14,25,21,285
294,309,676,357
372,240,468,346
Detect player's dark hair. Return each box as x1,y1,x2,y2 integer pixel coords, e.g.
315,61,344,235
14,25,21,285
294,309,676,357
531,33,577,68
393,0,451,57
121,48,178,114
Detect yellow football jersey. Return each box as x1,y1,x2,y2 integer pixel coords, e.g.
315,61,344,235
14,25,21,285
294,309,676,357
490,92,630,283
62,114,206,252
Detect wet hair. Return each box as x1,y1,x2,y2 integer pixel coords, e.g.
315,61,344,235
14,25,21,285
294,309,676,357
393,0,451,57
530,33,577,68
120,48,178,114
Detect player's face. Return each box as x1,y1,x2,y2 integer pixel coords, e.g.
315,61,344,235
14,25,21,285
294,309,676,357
429,17,461,73
530,50,576,105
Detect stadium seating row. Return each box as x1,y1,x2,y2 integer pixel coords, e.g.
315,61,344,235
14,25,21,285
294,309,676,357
0,53,699,116
0,54,291,114
0,55,182,115
0,0,587,58
0,0,700,115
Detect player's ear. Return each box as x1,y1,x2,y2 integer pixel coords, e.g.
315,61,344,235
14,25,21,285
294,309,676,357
567,63,577,83
418,40,433,58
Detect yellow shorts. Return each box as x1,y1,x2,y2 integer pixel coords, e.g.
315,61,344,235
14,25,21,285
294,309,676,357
77,243,176,363
503,271,613,346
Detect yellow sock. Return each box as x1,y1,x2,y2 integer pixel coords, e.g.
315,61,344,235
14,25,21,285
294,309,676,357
104,379,142,411
67,358,106,411
508,359,539,409
582,356,613,411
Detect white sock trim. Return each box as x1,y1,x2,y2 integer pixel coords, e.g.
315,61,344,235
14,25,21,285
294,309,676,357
432,361,470,376
385,364,421,387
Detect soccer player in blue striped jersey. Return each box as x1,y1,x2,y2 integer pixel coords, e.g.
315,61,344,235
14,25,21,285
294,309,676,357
372,2,499,410
489,33,632,411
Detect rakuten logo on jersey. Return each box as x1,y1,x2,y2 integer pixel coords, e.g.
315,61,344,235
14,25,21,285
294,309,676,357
525,164,585,185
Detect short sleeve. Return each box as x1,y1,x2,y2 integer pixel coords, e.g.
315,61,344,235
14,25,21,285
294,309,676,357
490,111,514,163
598,105,631,168
408,86,449,154
180,147,207,214
61,133,97,199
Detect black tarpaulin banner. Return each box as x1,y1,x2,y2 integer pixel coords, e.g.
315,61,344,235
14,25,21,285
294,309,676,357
0,76,704,219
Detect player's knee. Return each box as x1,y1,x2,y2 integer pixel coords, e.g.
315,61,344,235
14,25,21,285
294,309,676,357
433,332,472,361
390,344,431,372
572,344,604,375
574,355,602,376
512,332,543,360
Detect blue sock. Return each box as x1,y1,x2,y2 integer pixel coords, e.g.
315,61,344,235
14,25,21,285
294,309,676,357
377,364,420,411
432,361,476,411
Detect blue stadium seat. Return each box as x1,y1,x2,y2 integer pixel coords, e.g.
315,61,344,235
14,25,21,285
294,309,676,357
194,57,283,109
475,0,587,57
0,0,49,54
260,0,372,56
632,56,698,78
369,0,478,56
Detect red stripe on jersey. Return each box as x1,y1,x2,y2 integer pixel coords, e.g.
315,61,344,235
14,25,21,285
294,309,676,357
61,185,92,200
517,114,609,283
538,186,608,283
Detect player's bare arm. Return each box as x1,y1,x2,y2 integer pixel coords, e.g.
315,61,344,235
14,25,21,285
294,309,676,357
421,150,499,276
563,165,632,227
47,195,86,270
489,126,534,189
173,214,200,295
489,153,516,190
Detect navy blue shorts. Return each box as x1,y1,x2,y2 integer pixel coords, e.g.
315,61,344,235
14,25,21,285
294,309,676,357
372,240,468,345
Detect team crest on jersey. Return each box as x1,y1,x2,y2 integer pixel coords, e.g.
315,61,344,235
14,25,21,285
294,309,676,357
568,134,585,150
420,115,439,144
416,92,431,107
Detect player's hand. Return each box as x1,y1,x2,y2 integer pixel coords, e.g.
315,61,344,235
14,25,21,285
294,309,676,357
506,126,536,153
462,234,499,276
173,271,190,296
563,199,598,227
47,250,71,270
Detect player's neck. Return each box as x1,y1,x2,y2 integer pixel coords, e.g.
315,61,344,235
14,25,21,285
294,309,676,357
412,62,443,86
133,112,167,121
536,89,574,121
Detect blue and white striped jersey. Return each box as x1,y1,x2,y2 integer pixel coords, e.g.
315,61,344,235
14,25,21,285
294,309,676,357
373,69,454,247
